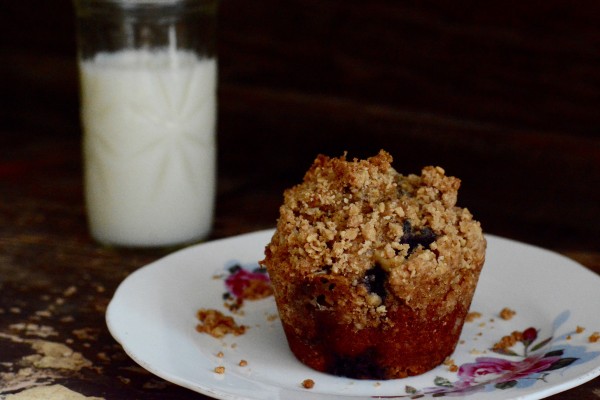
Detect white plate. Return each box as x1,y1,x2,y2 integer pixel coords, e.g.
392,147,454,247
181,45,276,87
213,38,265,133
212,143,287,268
106,230,600,400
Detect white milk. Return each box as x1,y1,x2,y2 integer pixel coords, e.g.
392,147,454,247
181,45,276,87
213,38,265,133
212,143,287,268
79,49,217,247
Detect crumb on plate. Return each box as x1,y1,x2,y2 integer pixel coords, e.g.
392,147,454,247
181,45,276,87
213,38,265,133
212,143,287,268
465,311,482,322
214,366,225,374
443,357,458,372
302,379,315,389
196,309,247,338
493,330,523,351
499,307,516,320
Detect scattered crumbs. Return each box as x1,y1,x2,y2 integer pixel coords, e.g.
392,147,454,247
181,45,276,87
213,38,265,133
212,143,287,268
55,298,65,306
493,330,523,351
469,348,483,355
566,335,572,340
478,322,486,328
465,311,482,322
589,332,600,343
60,316,75,323
196,309,247,338
95,284,106,293
231,343,237,349
373,382,381,387
576,326,585,334
443,357,458,372
302,379,315,389
459,340,465,345
238,359,248,367
499,307,516,320
489,318,495,323
9,307,21,314
214,366,225,374
216,351,224,358
97,352,110,362
117,376,131,385
63,286,78,297
477,332,483,336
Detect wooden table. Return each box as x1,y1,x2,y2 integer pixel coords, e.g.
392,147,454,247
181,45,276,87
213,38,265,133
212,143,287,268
2,1,599,398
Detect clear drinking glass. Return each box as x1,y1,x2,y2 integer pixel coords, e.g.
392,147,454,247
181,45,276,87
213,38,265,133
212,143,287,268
73,0,218,247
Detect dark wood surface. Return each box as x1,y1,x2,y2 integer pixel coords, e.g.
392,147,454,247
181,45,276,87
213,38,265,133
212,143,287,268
1,1,599,398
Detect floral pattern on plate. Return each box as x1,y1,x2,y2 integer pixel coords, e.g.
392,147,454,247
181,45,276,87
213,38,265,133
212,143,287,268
375,311,600,398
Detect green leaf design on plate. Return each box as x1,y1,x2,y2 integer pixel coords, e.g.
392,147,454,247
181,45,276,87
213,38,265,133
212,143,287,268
405,385,417,394
544,349,564,358
545,357,578,371
491,348,520,356
434,376,453,387
495,380,518,390
531,336,552,352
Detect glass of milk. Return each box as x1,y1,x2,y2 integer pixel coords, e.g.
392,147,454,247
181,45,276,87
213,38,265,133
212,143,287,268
73,0,218,247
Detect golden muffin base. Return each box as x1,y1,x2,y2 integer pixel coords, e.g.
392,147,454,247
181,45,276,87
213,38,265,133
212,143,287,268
281,305,469,379
272,267,478,380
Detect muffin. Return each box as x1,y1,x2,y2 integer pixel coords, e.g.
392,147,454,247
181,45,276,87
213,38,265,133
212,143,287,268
260,150,486,380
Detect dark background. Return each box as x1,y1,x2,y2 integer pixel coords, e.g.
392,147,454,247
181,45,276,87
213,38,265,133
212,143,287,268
3,0,598,250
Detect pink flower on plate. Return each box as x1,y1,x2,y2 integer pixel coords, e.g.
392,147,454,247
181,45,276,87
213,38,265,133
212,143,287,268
458,354,561,385
224,266,272,300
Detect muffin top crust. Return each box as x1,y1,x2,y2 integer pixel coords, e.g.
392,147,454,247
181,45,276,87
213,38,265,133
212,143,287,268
262,150,486,327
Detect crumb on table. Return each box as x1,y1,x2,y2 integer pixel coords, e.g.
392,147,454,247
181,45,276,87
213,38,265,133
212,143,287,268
589,332,600,343
239,359,248,367
576,326,585,334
